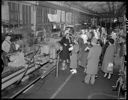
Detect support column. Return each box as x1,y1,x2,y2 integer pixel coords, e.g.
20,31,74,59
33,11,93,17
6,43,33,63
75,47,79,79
31,5,36,33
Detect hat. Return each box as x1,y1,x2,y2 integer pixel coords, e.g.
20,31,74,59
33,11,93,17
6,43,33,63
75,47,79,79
64,29,69,35
5,35,11,40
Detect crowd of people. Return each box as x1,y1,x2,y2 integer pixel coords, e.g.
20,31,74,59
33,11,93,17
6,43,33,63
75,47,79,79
1,23,126,87
58,24,126,85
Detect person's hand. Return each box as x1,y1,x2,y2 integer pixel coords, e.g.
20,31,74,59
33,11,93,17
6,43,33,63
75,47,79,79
70,44,73,47
69,46,73,51
64,43,67,46
85,47,90,51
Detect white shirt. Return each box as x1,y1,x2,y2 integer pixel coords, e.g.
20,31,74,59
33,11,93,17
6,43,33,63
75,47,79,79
94,30,99,39
2,40,11,53
80,34,88,44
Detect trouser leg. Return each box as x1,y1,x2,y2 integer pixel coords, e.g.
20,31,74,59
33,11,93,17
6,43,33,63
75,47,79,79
90,75,95,85
84,74,91,84
2,52,8,67
61,60,66,70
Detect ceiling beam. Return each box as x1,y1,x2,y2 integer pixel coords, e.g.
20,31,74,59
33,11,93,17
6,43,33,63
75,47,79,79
64,2,100,16
99,4,108,13
71,2,117,17
72,2,99,14
116,3,126,17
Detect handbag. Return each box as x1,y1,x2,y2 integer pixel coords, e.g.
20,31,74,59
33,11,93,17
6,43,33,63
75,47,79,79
107,62,113,72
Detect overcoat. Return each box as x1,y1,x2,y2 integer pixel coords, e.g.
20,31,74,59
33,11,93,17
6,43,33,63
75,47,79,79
101,44,115,73
70,44,79,69
78,37,88,68
86,45,102,75
59,36,70,61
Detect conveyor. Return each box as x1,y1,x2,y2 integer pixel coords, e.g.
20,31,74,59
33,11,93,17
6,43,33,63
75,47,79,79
1,49,61,99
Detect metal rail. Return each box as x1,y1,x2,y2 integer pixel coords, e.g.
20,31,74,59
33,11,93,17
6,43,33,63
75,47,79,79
9,50,62,99
10,64,56,99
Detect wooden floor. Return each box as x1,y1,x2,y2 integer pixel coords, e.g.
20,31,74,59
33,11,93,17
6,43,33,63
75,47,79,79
16,64,119,99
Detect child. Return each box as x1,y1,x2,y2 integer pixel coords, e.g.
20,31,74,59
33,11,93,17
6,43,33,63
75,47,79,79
69,40,79,74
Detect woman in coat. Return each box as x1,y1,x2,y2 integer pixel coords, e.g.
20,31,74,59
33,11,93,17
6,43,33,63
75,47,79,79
101,38,115,79
78,30,88,69
78,34,83,66
70,39,79,74
59,32,71,70
84,38,102,85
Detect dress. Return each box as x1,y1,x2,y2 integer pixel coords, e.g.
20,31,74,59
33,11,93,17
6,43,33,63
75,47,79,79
101,44,115,74
59,36,70,61
70,44,79,69
86,45,102,75
81,43,89,68
78,37,88,68
100,41,109,64
78,37,83,66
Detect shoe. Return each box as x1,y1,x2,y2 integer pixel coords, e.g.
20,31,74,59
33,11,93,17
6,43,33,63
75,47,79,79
104,73,107,77
112,86,118,91
112,86,117,88
61,67,65,70
70,69,74,72
84,75,90,84
74,69,77,73
84,79,89,84
90,76,95,85
71,69,77,74
95,75,98,78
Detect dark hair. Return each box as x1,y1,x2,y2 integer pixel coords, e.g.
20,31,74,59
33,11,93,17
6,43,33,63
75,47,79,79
97,39,103,47
109,38,114,44
90,31,95,40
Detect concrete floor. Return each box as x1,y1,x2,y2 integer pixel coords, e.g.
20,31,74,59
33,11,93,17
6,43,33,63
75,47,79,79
17,65,119,99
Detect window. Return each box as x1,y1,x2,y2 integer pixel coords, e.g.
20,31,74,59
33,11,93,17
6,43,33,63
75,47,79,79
8,2,31,26
8,2,20,25
22,5,31,25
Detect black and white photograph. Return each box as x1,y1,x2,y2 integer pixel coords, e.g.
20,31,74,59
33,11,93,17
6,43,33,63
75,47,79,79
1,1,126,99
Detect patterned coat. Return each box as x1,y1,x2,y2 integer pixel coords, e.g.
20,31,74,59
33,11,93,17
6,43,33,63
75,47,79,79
59,36,70,61
78,37,89,68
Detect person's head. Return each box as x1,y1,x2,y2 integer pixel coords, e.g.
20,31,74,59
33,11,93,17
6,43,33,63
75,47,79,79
5,35,11,41
108,38,114,45
91,38,98,46
85,29,88,33
97,39,103,46
81,29,86,34
64,28,70,35
89,31,94,39
15,43,20,50
73,39,78,45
